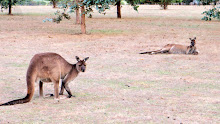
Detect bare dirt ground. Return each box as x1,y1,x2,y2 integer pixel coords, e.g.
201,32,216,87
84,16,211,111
0,5,219,123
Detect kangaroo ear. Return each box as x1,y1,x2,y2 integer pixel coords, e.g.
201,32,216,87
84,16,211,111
189,38,192,40
194,37,196,40
84,57,89,62
76,56,80,61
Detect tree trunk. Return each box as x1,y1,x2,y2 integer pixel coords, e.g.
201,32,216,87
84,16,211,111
81,5,86,34
75,0,80,24
52,0,57,8
214,1,216,5
163,2,167,10
116,1,121,18
8,0,12,15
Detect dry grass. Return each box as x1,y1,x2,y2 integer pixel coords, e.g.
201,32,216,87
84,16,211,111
0,5,220,123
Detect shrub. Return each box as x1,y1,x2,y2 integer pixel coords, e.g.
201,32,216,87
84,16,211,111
202,7,220,21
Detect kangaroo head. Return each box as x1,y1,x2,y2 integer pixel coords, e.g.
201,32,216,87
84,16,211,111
75,56,89,72
189,37,196,46
188,37,198,55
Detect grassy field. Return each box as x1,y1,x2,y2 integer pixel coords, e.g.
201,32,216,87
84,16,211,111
0,5,220,123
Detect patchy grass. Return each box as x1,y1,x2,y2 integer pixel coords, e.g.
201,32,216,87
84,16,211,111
0,5,220,124
89,29,125,34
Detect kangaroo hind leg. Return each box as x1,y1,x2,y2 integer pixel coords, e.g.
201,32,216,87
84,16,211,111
152,48,170,54
140,48,168,54
53,80,60,101
50,75,60,101
59,80,65,95
39,81,43,98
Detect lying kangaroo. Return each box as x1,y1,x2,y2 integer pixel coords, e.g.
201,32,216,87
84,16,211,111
140,37,198,55
0,52,89,106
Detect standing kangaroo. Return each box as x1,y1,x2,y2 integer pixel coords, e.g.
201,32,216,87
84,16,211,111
140,37,198,55
0,52,89,106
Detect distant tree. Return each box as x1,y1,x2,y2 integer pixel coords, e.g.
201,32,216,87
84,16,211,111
213,0,217,5
160,0,171,9
51,0,139,34
150,0,172,9
114,0,139,18
51,0,59,8
0,0,24,15
52,0,116,34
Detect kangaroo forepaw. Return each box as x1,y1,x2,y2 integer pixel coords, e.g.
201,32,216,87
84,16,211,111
68,95,75,98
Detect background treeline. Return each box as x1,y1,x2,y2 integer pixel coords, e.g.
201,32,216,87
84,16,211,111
16,0,50,6
15,0,220,6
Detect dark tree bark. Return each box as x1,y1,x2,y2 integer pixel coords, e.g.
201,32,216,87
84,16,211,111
116,1,121,18
214,0,216,5
161,2,168,10
163,3,167,10
8,0,12,15
52,0,57,8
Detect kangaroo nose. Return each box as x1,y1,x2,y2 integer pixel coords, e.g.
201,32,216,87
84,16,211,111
82,69,85,72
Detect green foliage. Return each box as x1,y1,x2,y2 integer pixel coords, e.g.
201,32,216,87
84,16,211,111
121,0,128,4
0,0,26,13
49,0,114,23
202,7,220,21
53,10,71,23
65,0,117,14
150,0,160,3
200,0,214,5
171,0,183,3
51,0,139,23
1,0,16,10
49,0,71,23
16,0,47,5
125,0,139,11
182,0,192,5
139,0,151,4
50,0,59,2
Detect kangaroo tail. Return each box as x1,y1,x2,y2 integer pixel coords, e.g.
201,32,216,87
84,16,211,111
139,51,153,54
0,94,32,106
140,50,160,54
140,49,166,54
0,71,35,106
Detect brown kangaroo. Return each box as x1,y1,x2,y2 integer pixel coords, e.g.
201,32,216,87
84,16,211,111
140,37,198,55
0,52,89,106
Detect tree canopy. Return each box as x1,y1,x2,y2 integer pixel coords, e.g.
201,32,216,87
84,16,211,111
150,0,172,9
0,0,24,14
202,6,220,21
51,0,139,33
